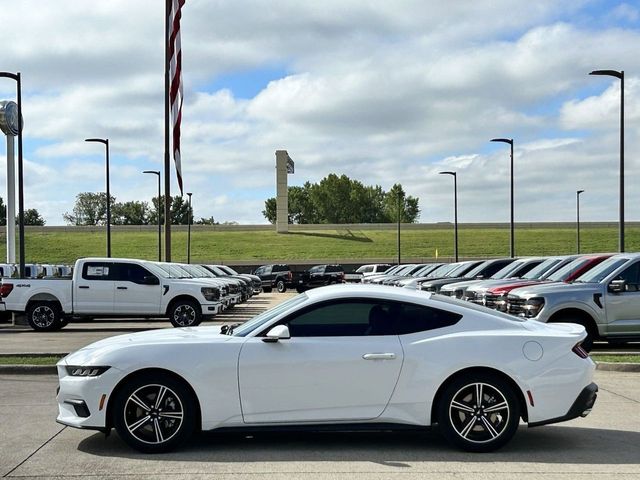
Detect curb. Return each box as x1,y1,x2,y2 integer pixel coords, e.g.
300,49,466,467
595,362,640,372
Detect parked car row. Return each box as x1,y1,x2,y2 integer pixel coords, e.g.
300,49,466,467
252,263,345,293
0,263,73,279
359,253,640,349
0,258,262,331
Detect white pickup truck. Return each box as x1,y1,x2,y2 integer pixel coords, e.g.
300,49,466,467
0,258,226,331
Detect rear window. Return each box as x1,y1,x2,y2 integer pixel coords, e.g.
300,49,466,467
273,265,289,272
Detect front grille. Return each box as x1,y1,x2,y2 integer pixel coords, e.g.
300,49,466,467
229,284,239,294
221,286,229,296
507,295,526,315
483,293,499,308
464,290,478,302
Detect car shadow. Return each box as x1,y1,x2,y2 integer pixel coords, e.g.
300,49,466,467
288,230,372,243
77,425,640,464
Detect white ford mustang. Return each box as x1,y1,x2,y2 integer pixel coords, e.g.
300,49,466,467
56,285,597,453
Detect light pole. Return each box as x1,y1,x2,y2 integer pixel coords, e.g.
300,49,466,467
396,191,403,265
589,69,624,252
143,170,161,261
490,137,515,257
85,138,111,257
0,71,25,278
576,190,585,254
439,171,458,262
186,192,192,264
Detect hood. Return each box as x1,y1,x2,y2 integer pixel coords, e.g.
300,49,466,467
487,279,548,295
509,281,598,298
439,278,480,291
167,278,226,288
465,279,523,294
60,326,231,366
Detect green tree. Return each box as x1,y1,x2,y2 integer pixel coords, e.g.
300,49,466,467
112,201,149,225
0,197,6,226
196,216,218,225
63,192,115,226
24,208,46,226
262,197,277,224
383,184,420,223
149,195,193,225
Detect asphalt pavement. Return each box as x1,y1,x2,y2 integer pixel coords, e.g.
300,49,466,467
0,371,638,479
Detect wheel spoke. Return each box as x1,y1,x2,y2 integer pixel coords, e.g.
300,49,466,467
155,386,167,409
158,411,183,420
484,401,508,413
128,415,151,432
480,416,500,438
130,393,151,412
451,400,475,413
153,418,164,443
459,417,477,438
475,383,483,407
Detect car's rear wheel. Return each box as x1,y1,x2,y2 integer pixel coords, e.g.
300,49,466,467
169,300,202,328
26,301,64,332
437,373,520,452
276,280,287,293
113,374,196,453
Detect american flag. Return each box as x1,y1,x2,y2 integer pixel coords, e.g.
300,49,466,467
169,0,185,195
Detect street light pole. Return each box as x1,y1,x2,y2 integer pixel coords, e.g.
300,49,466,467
143,170,162,261
576,190,585,254
589,69,624,252
490,138,515,257
439,171,458,262
397,191,402,265
85,138,111,257
187,192,192,264
0,71,26,278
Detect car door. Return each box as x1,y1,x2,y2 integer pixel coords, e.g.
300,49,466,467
113,263,162,315
74,261,115,314
238,299,403,423
308,266,325,288
606,260,640,335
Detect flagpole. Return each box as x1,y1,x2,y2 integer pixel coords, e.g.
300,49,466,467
164,0,172,262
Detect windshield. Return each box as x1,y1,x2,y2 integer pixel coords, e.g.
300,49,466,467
233,294,309,336
465,260,495,278
491,261,526,279
152,263,192,279
207,265,227,276
218,265,238,275
522,258,562,280
428,263,456,277
574,257,629,283
544,258,588,281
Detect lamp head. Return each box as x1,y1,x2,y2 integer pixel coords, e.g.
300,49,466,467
589,70,623,79
490,138,513,145
439,171,456,176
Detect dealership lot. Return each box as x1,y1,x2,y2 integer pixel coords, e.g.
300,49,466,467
0,370,638,479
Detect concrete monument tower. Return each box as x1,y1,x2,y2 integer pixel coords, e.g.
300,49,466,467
275,150,294,233
0,101,19,263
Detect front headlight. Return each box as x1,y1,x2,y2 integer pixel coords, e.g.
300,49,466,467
201,287,220,301
66,366,110,377
422,285,436,292
523,297,545,318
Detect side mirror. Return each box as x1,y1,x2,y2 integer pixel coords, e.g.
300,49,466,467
262,324,290,343
143,275,160,285
608,279,626,294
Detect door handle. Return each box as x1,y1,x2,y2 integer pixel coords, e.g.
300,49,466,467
78,286,89,289
117,286,128,290
363,353,396,360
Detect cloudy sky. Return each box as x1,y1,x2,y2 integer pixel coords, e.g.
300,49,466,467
1,0,639,225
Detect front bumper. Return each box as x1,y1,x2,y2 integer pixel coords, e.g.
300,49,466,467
529,382,598,427
201,302,222,315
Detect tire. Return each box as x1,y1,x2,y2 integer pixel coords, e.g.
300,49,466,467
296,286,306,293
113,373,196,453
437,373,520,452
276,280,287,293
168,300,202,328
26,301,64,332
262,286,272,293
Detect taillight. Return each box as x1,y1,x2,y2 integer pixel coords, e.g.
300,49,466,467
288,272,292,281
0,283,13,298
572,342,589,359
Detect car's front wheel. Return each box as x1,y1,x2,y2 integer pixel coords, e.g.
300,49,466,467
437,373,520,452
113,374,196,453
169,300,202,328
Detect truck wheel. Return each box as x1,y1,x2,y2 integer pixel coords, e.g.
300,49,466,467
262,286,272,293
26,301,63,332
276,280,287,293
169,300,202,328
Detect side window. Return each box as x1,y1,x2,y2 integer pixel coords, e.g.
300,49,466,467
82,262,113,280
394,302,462,335
254,266,264,276
115,263,155,284
282,300,393,337
615,262,640,292
264,266,272,275
482,261,512,278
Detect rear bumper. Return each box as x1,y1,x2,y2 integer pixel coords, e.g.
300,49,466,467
0,302,5,312
529,382,598,427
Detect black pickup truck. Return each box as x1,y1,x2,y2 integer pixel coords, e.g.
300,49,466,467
295,264,345,292
253,264,293,293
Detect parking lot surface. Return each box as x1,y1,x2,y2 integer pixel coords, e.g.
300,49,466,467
0,370,638,479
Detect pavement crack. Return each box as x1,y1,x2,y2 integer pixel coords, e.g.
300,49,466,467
600,386,640,404
3,425,67,478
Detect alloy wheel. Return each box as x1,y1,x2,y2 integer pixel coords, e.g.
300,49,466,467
32,305,55,328
123,384,184,445
173,305,196,326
